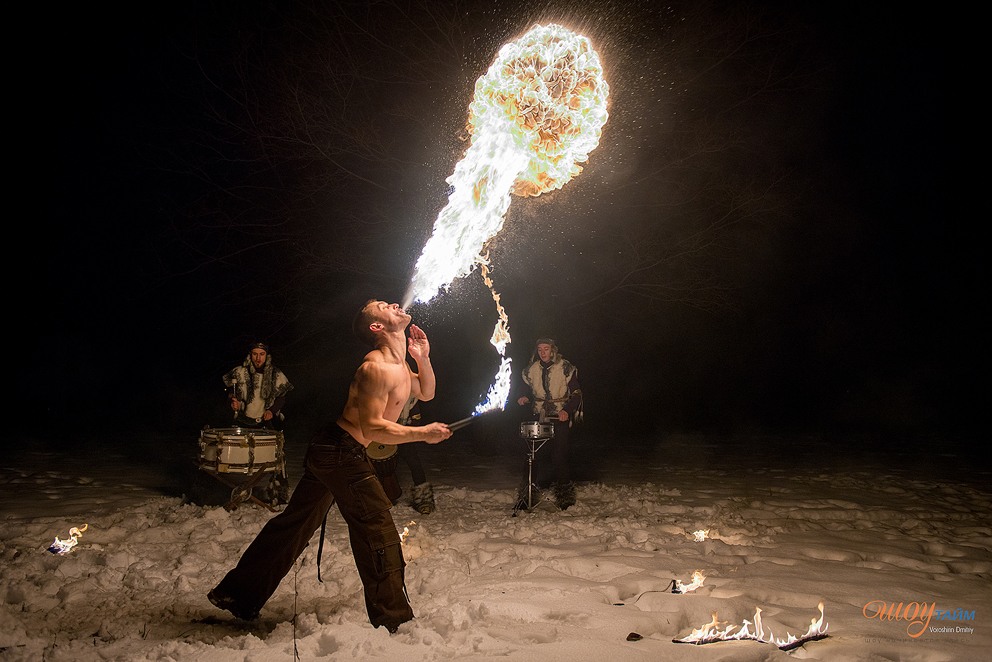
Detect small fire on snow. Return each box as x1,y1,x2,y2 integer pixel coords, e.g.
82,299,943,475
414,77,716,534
674,601,829,651
48,523,88,555
400,520,416,544
674,570,705,594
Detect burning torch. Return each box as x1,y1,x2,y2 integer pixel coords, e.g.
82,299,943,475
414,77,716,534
448,415,475,432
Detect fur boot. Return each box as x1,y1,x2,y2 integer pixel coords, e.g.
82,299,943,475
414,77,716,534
262,472,290,506
411,482,436,515
553,481,576,510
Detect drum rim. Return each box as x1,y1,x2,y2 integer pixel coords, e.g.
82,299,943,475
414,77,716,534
200,427,280,440
201,462,280,474
209,439,280,445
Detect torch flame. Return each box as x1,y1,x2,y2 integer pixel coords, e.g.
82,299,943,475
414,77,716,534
473,254,514,413
403,23,609,415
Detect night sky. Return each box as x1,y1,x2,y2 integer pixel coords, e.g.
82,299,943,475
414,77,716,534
30,2,973,460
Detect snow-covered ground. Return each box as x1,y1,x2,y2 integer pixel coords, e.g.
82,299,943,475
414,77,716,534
2,429,989,661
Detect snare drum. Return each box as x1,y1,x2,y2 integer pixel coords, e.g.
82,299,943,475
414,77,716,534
520,421,555,439
199,427,282,474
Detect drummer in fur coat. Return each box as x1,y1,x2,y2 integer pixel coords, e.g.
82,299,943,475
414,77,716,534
222,341,294,504
223,342,294,431
515,337,583,510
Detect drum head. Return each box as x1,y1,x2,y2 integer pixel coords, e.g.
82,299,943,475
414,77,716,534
366,442,398,460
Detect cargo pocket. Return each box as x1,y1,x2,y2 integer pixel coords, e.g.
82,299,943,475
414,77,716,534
349,473,393,519
371,538,406,575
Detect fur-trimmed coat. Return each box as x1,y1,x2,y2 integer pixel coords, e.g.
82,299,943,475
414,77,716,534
223,353,293,420
521,358,583,423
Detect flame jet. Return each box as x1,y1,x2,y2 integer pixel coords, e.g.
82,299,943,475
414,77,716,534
405,23,609,308
403,24,609,413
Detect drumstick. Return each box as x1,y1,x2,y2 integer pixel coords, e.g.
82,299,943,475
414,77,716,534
448,416,475,431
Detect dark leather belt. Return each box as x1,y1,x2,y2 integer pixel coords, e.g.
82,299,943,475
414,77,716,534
312,425,366,453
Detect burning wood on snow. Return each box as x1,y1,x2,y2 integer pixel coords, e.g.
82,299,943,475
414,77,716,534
47,523,88,555
674,601,829,650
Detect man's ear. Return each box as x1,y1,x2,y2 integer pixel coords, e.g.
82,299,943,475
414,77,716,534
369,321,385,334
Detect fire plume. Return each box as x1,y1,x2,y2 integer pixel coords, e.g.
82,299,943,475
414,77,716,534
405,23,609,307
403,23,609,414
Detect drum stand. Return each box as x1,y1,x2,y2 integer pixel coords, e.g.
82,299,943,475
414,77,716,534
218,469,281,512
514,435,552,514
192,463,283,512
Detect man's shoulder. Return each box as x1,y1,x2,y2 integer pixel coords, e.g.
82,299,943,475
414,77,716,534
354,359,380,375
359,348,388,366
355,353,395,376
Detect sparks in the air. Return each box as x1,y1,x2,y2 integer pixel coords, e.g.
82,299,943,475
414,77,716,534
402,23,609,413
